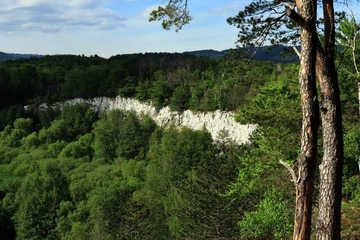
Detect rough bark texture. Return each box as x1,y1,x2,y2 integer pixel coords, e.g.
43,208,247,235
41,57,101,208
315,0,344,238
287,1,319,239
293,35,319,240
287,0,343,238
315,47,344,240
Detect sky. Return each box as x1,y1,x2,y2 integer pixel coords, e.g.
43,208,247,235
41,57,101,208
0,0,250,58
1,1,359,58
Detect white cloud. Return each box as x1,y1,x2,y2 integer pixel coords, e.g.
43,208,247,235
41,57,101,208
0,1,244,57
207,2,244,16
0,0,126,33
137,4,165,19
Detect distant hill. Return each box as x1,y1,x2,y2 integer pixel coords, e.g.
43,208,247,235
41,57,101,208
183,49,229,59
1,45,299,62
0,52,14,61
184,45,299,63
0,52,43,61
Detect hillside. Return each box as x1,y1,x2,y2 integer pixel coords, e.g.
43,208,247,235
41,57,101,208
0,52,13,61
0,52,359,239
184,45,299,62
0,51,43,61
0,45,299,62
0,52,272,128
30,96,256,145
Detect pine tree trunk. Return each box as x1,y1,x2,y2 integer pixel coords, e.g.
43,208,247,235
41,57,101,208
314,0,344,237
293,50,319,239
292,0,319,239
287,0,344,238
315,50,344,240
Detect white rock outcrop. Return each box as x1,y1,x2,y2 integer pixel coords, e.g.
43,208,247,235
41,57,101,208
36,96,257,145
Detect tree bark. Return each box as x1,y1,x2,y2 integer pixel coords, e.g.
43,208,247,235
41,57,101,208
293,45,319,239
288,1,319,239
287,0,344,238
314,1,344,238
315,47,344,240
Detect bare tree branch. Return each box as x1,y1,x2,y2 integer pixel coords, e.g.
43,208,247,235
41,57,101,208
279,159,298,187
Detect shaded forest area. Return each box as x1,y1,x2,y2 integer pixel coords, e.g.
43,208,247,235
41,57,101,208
0,52,359,239
0,52,273,130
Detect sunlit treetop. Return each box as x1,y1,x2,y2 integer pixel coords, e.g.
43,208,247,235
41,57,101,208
150,0,346,48
149,0,192,32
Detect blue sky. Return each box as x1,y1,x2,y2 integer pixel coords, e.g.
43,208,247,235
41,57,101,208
0,1,358,58
0,0,249,58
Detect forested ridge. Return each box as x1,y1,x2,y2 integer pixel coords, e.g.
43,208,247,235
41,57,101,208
0,52,274,129
0,49,359,239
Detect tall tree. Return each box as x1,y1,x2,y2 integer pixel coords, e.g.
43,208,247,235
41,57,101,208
150,0,345,239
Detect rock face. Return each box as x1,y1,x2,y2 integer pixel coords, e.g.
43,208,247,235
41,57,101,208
37,96,257,145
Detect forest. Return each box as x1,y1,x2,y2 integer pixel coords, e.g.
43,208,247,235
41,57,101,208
0,39,360,239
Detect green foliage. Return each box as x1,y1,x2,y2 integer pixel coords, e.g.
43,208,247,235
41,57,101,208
344,126,360,178
188,78,215,111
135,81,151,101
116,112,153,160
150,71,172,108
59,133,94,159
56,160,147,239
21,132,40,151
6,106,26,127
61,103,98,140
336,17,360,122
39,119,68,143
38,107,61,128
93,110,156,162
226,0,301,48
118,76,137,97
0,60,298,240
141,127,244,239
337,16,360,54
13,118,33,135
342,125,360,204
239,189,293,239
0,164,12,192
48,141,68,158
229,65,301,191
343,175,360,204
1,52,360,239
0,52,274,126
169,86,190,111
0,118,34,148
223,63,300,239
93,110,126,161
0,146,21,164
3,160,69,240
36,104,97,144
149,1,192,32
236,65,300,127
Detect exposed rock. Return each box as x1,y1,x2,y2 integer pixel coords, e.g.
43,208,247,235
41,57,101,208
30,96,257,145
